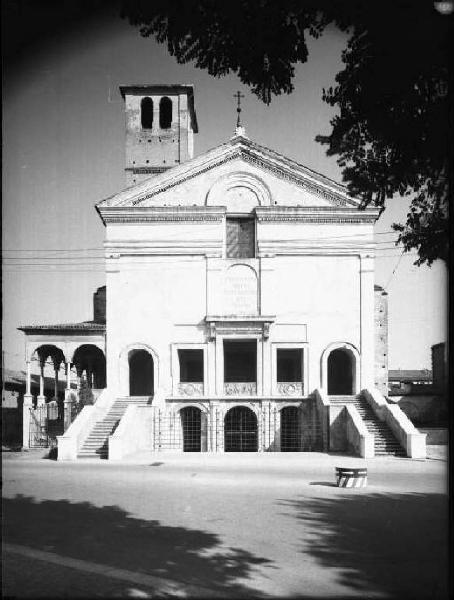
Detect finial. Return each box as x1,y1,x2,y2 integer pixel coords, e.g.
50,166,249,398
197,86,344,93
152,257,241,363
233,90,245,129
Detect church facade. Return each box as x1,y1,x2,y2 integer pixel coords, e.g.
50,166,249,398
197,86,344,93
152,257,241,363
21,84,426,458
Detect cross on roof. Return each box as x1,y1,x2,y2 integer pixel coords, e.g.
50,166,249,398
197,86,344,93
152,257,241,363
233,91,245,128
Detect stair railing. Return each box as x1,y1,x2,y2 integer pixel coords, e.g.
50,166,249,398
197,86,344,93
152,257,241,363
345,404,374,458
56,388,116,460
362,388,427,458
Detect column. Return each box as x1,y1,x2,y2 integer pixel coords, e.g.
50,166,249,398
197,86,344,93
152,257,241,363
26,359,31,396
53,359,60,401
360,254,375,390
64,362,74,427
22,359,33,448
37,360,46,406
66,361,71,390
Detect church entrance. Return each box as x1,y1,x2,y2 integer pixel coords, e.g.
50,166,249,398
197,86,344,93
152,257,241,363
128,349,154,396
280,406,300,451
180,407,201,452
327,348,354,395
224,406,258,452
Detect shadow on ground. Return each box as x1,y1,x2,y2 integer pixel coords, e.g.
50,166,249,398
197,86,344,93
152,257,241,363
3,494,272,598
279,491,449,600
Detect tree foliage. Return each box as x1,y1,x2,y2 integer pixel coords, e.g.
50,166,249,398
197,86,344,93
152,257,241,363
121,0,452,265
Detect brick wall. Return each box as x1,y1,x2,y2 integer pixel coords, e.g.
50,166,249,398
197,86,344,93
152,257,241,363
374,285,388,395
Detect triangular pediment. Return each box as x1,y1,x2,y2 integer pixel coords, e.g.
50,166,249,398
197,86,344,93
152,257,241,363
97,134,359,210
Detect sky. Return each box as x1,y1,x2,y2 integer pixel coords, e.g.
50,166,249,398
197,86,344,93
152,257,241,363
2,2,447,374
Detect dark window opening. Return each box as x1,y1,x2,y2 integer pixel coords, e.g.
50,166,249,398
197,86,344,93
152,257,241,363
129,350,154,396
180,407,201,452
226,218,255,258
223,340,256,383
178,349,203,383
159,96,172,129
224,406,258,452
277,349,302,382
327,349,353,395
141,97,154,129
280,407,300,451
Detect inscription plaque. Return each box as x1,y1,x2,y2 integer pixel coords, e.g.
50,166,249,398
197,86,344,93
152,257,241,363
224,265,258,315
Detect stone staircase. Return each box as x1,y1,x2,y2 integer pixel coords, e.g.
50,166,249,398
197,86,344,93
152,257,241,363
77,396,151,459
329,394,406,457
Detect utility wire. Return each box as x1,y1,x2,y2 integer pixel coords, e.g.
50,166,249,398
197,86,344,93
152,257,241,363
385,251,406,289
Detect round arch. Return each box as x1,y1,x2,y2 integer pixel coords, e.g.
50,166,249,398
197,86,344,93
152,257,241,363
72,344,106,389
280,405,301,452
321,342,360,395
118,343,159,398
179,406,203,452
30,343,66,364
224,405,258,452
205,171,272,211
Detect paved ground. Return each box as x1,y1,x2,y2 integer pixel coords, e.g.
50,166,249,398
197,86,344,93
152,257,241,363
2,450,449,599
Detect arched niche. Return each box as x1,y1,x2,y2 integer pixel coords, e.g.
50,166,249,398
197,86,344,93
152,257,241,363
223,263,258,316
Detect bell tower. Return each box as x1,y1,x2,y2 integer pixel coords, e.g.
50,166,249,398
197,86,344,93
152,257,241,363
120,84,198,186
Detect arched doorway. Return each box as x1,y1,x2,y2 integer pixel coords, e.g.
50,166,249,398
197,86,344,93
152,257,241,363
180,407,201,452
128,350,154,396
224,406,258,452
280,406,300,451
327,349,354,395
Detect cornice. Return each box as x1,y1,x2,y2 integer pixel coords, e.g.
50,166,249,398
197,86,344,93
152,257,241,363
97,205,226,225
255,206,379,223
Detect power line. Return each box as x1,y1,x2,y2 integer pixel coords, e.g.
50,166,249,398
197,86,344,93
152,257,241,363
385,251,405,289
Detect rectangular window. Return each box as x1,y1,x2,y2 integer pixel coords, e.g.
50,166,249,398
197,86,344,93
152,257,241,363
277,349,302,382
178,349,203,382
226,218,255,258
223,340,257,382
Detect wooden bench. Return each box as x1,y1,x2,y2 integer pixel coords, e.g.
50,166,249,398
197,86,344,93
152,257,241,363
335,467,368,488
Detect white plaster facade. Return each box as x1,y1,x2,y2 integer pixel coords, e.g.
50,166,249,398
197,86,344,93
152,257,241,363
98,131,379,409
26,84,420,457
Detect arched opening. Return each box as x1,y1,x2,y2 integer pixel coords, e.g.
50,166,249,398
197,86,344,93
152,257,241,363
128,349,154,396
72,344,106,390
327,349,354,395
280,407,300,451
35,344,66,407
141,97,154,129
159,96,172,129
224,406,258,452
180,407,201,452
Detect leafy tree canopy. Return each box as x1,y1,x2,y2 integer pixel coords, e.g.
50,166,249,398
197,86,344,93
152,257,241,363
121,0,452,265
